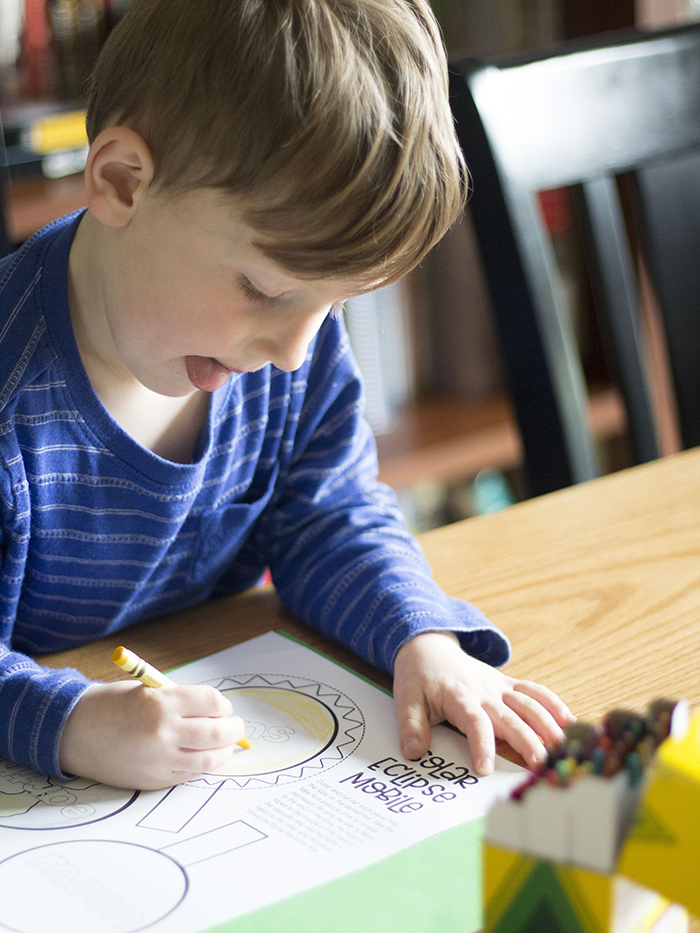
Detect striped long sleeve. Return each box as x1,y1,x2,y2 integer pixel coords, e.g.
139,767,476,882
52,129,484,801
260,321,510,673
0,645,91,776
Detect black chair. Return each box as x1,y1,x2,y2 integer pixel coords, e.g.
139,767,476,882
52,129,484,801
450,24,700,496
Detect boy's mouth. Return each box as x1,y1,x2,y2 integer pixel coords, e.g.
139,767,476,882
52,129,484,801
185,356,235,392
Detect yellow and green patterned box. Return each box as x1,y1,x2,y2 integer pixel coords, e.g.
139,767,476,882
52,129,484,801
482,706,700,933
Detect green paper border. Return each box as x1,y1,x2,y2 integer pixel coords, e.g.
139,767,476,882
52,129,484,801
202,818,484,933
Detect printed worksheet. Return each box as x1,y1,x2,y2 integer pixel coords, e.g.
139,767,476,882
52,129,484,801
0,632,523,933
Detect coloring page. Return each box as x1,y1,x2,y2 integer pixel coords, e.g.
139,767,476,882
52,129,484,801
0,632,523,933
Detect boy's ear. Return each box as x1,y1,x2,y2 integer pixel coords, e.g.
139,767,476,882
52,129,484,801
84,127,155,227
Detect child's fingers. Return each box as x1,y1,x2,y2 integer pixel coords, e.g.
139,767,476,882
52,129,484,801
140,732,245,787
167,684,233,718
176,714,246,751
512,679,576,726
166,748,241,784
442,695,497,775
393,680,432,761
503,690,567,748
491,703,549,770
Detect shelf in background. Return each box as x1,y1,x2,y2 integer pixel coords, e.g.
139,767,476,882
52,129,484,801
7,172,86,243
375,387,627,490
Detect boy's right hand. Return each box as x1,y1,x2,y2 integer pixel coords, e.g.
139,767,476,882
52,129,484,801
58,680,246,789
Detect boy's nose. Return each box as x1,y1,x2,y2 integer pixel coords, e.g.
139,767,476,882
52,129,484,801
266,309,328,372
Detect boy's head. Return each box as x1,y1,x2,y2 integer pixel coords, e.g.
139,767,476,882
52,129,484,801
86,0,466,288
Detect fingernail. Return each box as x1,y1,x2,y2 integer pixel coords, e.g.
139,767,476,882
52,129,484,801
476,757,494,776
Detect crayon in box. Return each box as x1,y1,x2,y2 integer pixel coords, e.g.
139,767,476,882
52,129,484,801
482,700,700,933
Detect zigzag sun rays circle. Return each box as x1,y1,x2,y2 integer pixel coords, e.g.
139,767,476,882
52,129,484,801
191,674,366,790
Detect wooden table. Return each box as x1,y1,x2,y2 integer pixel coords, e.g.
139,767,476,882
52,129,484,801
420,445,700,724
39,446,700,930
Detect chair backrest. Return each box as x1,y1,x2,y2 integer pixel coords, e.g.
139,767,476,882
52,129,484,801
450,24,700,496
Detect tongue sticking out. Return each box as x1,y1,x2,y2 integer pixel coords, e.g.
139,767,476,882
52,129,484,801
185,356,233,393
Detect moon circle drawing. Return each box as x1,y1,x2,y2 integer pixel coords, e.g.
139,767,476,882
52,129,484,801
198,673,365,789
0,839,187,933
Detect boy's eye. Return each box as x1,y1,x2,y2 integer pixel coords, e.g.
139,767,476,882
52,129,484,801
237,274,275,306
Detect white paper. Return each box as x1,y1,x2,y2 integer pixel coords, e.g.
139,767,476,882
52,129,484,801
0,632,523,933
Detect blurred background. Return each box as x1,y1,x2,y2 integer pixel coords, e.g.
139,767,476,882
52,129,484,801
1,0,697,531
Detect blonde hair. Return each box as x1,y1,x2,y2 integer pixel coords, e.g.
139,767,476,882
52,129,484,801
87,0,466,285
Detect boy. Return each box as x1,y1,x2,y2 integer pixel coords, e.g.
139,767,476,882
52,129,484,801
0,0,573,790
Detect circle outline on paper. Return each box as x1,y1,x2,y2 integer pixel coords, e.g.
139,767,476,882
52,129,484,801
0,839,187,933
0,760,139,831
192,673,365,789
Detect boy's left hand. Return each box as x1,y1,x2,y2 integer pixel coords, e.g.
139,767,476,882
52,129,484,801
393,631,575,776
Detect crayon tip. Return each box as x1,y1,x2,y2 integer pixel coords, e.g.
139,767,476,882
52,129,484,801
112,646,127,664
237,737,251,749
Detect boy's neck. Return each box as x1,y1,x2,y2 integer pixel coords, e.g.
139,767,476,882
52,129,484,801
67,212,209,464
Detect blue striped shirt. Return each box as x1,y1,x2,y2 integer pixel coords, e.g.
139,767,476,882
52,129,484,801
0,213,509,777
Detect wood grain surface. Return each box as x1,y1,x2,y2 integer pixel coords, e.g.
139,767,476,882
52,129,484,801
419,446,700,722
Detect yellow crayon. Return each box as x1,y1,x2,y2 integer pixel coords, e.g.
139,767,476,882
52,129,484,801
112,646,251,749
112,645,177,688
